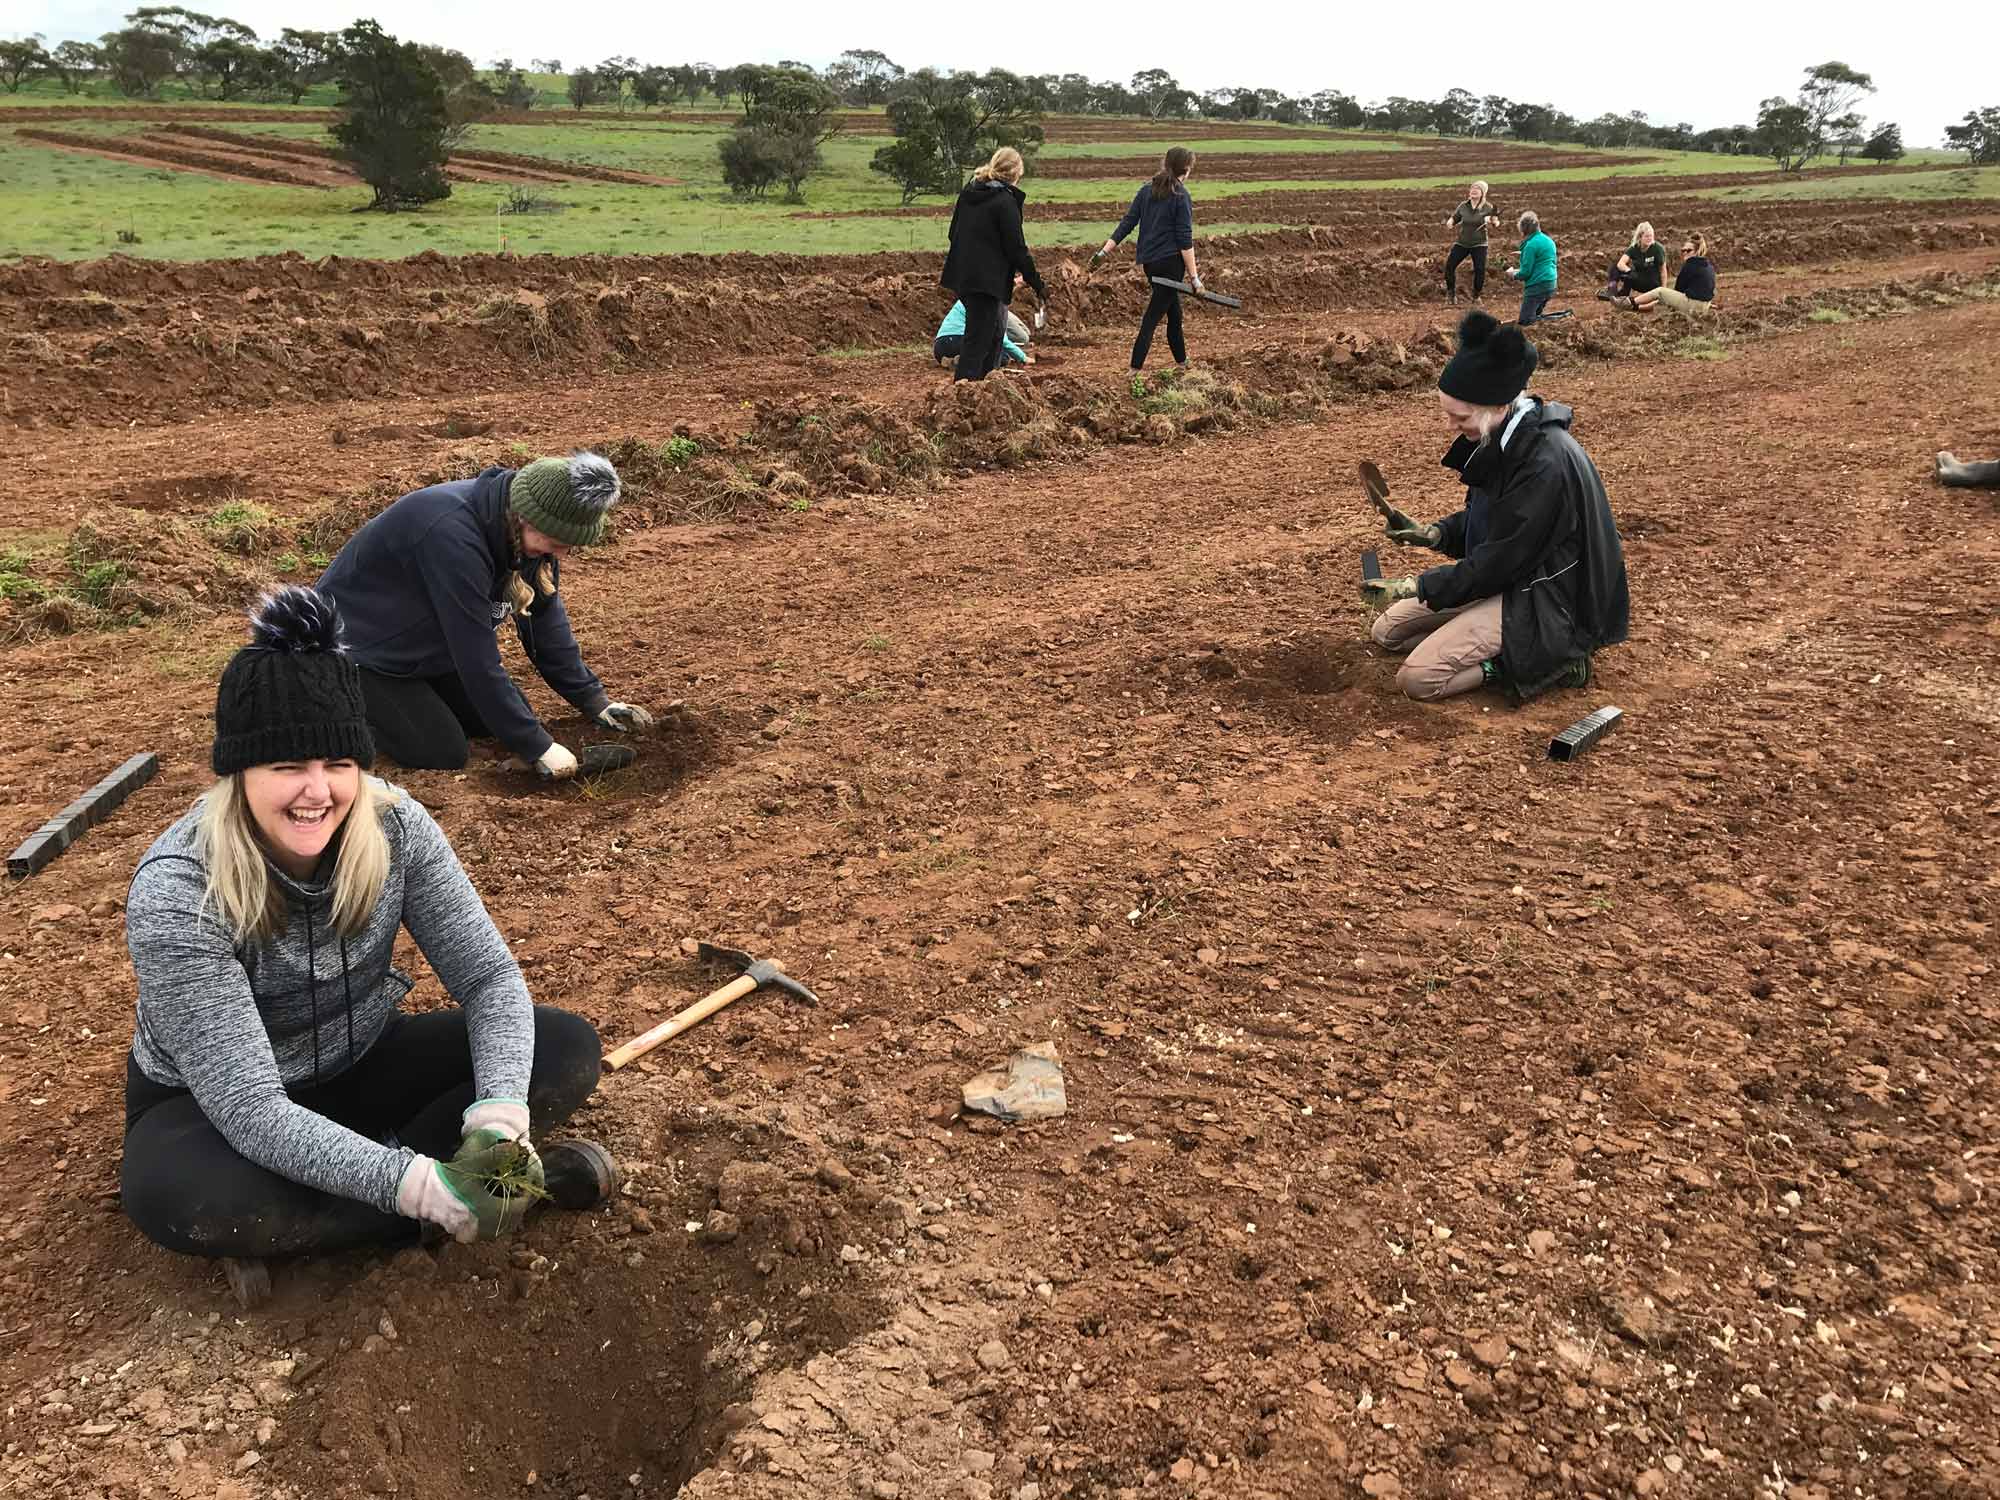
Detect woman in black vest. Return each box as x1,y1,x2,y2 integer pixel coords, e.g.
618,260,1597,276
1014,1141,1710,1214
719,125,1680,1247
939,147,1048,383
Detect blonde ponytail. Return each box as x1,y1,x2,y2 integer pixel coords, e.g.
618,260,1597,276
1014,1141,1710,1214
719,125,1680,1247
972,146,1025,184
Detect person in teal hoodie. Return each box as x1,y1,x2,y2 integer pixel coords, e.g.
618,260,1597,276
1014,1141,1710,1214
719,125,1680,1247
934,300,1029,369
1505,212,1558,326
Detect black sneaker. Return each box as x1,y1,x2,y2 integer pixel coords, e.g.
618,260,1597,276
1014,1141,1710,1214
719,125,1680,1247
1595,288,1614,302
1560,656,1592,690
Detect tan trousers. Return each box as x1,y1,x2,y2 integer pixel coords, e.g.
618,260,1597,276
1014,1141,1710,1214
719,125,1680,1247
1370,596,1503,700
1645,286,1713,318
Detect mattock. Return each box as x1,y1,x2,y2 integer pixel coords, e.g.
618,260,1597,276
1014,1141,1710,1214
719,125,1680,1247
603,942,821,1070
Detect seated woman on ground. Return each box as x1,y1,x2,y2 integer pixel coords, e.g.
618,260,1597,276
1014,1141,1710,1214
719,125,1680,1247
121,587,608,1278
934,299,1031,368
1599,221,1665,301
1630,233,1716,315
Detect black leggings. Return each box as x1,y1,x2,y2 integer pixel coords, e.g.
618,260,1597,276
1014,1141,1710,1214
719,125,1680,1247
357,667,491,770
121,1005,601,1258
1445,243,1487,296
954,293,1006,382
1132,257,1188,369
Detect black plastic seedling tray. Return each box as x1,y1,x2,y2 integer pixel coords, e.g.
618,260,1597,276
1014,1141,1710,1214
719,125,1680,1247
8,752,161,879
1547,706,1623,762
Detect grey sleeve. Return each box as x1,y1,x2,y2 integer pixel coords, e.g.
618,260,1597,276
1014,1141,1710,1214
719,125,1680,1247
392,799,535,1106
126,866,414,1215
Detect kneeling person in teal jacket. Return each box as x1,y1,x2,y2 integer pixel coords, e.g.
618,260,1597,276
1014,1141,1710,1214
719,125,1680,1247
1506,211,1558,326
934,300,1030,368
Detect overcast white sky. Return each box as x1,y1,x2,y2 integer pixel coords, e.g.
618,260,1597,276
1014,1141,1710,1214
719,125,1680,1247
15,0,1985,150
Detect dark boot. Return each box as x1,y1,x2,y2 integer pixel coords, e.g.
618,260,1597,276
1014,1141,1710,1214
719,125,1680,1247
541,1139,621,1210
1937,452,2000,489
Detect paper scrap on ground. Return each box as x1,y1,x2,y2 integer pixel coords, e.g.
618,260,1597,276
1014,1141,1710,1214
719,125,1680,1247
961,1041,1067,1121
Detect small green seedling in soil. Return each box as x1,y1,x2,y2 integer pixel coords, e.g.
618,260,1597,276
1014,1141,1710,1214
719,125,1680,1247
447,1141,549,1202
1807,307,1852,324
658,435,701,467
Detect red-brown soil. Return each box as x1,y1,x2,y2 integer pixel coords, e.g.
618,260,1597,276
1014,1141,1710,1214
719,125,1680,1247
6,221,1996,435
1,173,1998,1500
150,125,683,187
11,124,682,190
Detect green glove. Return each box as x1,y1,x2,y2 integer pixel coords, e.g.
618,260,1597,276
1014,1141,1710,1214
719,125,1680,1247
1384,515,1443,548
438,1127,545,1242
1360,576,1419,610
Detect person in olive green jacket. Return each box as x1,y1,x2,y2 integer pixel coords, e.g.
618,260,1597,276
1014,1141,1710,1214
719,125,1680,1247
1505,212,1558,325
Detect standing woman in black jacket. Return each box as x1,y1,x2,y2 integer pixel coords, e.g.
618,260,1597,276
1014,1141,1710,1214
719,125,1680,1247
1098,147,1200,371
940,146,1048,383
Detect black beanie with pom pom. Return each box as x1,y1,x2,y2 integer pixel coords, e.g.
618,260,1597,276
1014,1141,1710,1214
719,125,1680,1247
212,586,376,775
1438,310,1538,406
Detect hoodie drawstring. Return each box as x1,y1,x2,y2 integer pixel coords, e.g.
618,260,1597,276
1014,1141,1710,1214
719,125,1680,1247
338,935,356,1073
303,901,322,1087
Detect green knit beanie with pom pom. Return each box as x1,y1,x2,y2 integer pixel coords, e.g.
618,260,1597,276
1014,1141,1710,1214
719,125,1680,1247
509,453,620,546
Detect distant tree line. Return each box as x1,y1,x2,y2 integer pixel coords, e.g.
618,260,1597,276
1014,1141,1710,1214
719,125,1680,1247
10,23,1997,205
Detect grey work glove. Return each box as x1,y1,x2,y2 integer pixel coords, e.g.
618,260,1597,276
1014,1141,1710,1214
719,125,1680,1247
1360,576,1419,610
596,702,654,732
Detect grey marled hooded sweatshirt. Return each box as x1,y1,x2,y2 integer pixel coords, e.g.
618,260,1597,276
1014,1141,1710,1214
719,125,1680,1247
125,780,534,1215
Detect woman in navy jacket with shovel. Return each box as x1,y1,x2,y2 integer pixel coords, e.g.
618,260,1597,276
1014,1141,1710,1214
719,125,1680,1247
939,146,1048,382
315,453,654,779
1098,147,1202,372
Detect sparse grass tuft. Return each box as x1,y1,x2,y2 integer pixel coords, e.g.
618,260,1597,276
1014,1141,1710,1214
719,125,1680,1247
205,500,280,553
1807,307,1852,324
0,549,44,603
1673,336,1731,361
69,557,127,609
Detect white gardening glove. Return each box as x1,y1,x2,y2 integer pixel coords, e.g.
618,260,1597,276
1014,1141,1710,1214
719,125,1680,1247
461,1098,531,1143
396,1154,477,1243
535,743,578,780
1192,274,1204,293
595,702,654,732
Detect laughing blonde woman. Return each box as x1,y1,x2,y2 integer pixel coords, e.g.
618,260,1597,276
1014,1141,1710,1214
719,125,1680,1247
121,588,610,1293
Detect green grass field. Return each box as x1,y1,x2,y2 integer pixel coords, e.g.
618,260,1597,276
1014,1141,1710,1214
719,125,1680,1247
0,86,1992,264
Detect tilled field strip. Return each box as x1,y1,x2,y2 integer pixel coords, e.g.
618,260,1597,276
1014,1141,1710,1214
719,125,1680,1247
4,300,1993,1499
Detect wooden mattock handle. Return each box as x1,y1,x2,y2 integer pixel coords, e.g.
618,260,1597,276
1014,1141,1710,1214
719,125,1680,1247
603,974,759,1070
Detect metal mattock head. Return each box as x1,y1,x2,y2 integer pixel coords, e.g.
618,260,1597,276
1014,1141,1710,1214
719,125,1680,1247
697,942,820,1007
696,941,754,972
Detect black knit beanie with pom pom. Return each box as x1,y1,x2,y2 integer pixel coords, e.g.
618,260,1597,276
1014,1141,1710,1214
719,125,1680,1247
1438,310,1539,406
211,586,376,775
